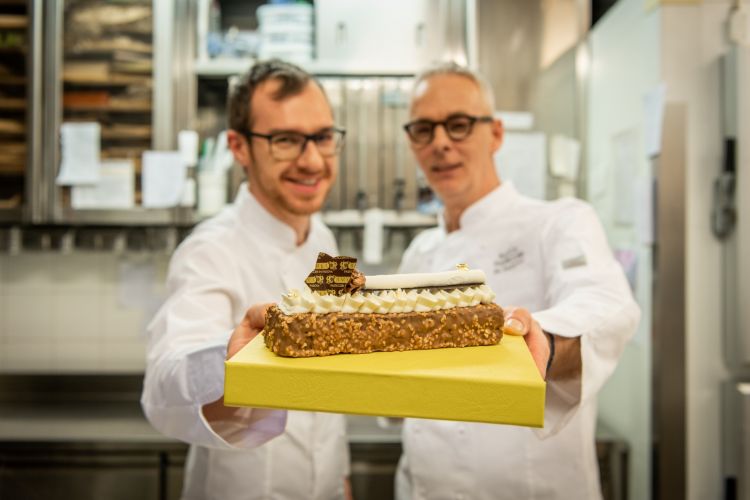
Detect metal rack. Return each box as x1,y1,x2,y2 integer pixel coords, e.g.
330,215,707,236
0,0,460,231
0,0,42,223
43,0,178,225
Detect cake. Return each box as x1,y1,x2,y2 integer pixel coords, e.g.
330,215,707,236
263,253,504,357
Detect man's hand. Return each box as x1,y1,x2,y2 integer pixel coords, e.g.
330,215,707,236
226,302,274,360
503,307,550,380
202,302,274,424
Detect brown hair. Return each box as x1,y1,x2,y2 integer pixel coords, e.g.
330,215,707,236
227,59,319,132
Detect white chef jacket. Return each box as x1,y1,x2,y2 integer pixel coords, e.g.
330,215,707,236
141,186,349,500
396,182,640,500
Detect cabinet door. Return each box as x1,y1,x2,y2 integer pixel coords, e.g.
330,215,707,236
315,0,435,74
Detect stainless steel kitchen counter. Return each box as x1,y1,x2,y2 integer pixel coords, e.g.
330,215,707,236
0,402,171,444
0,375,402,444
0,401,401,444
0,376,627,500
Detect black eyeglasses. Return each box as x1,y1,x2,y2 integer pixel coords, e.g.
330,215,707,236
245,128,346,161
403,114,493,145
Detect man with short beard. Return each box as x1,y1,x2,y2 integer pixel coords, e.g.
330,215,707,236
142,60,351,500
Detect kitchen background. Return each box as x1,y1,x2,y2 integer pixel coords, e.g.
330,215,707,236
0,0,748,499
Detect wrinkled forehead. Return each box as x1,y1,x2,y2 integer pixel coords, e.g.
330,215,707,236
410,74,491,120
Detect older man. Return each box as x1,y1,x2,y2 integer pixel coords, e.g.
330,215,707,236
142,60,351,500
395,63,640,499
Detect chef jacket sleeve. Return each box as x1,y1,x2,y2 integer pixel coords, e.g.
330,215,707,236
532,200,640,437
141,239,286,449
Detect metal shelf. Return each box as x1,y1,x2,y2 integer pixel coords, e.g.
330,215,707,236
0,97,25,109
193,58,417,78
0,14,27,29
57,207,196,226
321,209,437,229
62,76,153,86
0,76,26,85
63,103,152,113
0,207,23,223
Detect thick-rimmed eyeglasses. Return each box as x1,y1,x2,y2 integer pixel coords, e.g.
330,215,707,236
245,128,346,161
403,114,493,145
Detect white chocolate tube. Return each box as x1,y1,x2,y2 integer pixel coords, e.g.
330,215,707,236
363,269,486,290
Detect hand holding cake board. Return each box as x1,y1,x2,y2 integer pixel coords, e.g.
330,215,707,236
224,253,545,427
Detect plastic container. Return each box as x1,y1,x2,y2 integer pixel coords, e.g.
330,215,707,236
256,3,313,26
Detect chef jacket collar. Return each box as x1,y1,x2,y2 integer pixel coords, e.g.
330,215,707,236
438,181,520,234
234,183,303,251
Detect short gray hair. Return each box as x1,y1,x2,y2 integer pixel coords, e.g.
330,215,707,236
412,62,496,111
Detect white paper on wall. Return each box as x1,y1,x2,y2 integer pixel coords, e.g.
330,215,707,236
178,130,200,167
142,151,187,208
363,208,384,265
614,248,638,292
56,122,101,185
635,176,655,245
71,160,135,209
612,128,639,225
118,258,156,309
495,111,534,131
557,181,577,199
550,134,581,181
494,132,546,200
643,83,666,157
588,161,609,202
117,258,165,333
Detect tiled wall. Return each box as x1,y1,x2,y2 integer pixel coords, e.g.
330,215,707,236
0,252,169,373
0,227,413,374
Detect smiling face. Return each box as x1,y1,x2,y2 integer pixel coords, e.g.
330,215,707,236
408,73,503,210
231,79,337,219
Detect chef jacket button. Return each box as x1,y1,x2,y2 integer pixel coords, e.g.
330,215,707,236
457,425,465,435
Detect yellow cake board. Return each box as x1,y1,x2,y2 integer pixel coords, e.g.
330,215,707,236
225,334,545,427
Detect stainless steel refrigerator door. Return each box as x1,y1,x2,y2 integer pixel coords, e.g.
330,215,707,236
723,383,750,500
720,43,750,374
736,43,750,370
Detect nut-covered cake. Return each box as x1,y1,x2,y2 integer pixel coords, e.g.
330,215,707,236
263,253,504,357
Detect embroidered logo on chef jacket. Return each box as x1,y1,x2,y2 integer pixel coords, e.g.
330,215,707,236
558,241,589,271
494,246,524,274
561,254,587,269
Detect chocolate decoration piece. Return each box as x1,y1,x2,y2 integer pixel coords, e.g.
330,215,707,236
264,303,504,357
304,253,359,296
